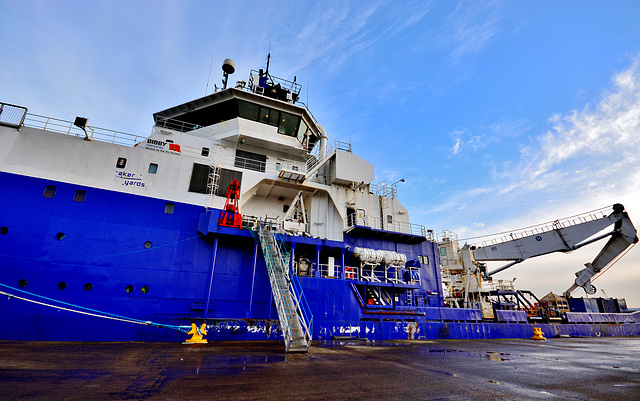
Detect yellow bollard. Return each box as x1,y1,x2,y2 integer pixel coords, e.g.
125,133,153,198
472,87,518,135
531,327,546,341
184,323,208,344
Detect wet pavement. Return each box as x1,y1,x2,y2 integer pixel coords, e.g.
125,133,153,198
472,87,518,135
0,337,638,400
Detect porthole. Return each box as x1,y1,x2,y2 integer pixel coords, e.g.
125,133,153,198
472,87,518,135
116,157,127,169
43,185,57,198
141,286,149,294
126,285,134,293
84,283,93,291
144,241,152,249
0,227,8,235
74,190,87,202
56,232,66,241
18,279,27,288
58,281,67,290
164,203,175,214
148,163,158,174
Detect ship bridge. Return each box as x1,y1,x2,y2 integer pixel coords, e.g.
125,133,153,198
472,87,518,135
152,87,321,153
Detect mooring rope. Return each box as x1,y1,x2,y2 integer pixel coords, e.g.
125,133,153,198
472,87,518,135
0,282,190,333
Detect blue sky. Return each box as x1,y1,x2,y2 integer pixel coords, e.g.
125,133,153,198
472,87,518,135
2,0,639,305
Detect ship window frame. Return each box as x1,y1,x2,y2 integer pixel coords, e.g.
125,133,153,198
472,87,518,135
188,163,211,194
216,169,243,197
74,189,87,202
201,147,210,157
164,202,175,214
116,157,127,169
235,150,266,173
43,185,57,198
148,163,159,174
297,119,309,146
258,107,271,124
238,100,259,121
277,111,300,137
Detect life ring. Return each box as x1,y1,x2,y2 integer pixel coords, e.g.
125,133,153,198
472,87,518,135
345,267,354,279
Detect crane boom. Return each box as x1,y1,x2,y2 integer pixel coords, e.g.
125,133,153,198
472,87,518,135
461,204,638,298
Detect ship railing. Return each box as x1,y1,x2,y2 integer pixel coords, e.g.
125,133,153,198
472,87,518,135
0,102,28,128
233,155,266,173
317,263,341,279
154,116,202,133
248,70,302,100
316,263,362,281
22,113,147,147
471,205,612,248
371,181,400,199
345,212,426,237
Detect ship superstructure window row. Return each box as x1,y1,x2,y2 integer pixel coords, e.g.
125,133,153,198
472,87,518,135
157,98,315,147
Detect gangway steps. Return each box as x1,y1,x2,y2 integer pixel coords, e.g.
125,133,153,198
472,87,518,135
256,222,312,352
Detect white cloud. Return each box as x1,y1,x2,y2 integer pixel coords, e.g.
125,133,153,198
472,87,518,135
497,58,640,197
448,118,532,157
444,1,502,64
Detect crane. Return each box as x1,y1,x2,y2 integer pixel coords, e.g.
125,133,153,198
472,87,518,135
459,204,638,299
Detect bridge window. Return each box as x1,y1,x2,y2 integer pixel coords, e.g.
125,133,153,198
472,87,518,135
278,112,300,137
238,100,259,120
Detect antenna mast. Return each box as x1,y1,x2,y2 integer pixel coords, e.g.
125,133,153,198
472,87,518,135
205,51,215,96
265,52,271,76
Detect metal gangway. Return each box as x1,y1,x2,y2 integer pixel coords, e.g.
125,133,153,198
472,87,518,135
256,221,312,352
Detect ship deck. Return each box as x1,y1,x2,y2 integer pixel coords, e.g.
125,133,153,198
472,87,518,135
0,337,638,400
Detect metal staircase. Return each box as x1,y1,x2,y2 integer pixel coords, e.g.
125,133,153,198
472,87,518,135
304,141,337,181
256,221,313,352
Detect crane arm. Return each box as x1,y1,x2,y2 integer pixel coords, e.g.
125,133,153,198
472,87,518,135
461,204,638,297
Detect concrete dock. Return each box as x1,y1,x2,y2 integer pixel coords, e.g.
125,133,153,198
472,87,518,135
0,337,638,400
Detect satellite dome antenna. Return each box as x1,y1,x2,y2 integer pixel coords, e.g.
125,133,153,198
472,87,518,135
221,58,235,90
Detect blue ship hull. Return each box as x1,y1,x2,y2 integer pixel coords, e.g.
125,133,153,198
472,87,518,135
1,171,639,343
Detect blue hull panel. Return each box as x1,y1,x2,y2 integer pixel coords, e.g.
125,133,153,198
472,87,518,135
1,171,638,343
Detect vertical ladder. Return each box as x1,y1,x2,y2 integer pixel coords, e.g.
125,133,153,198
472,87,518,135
256,222,313,352
206,165,221,210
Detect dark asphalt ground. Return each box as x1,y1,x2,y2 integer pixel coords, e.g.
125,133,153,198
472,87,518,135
0,337,638,400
